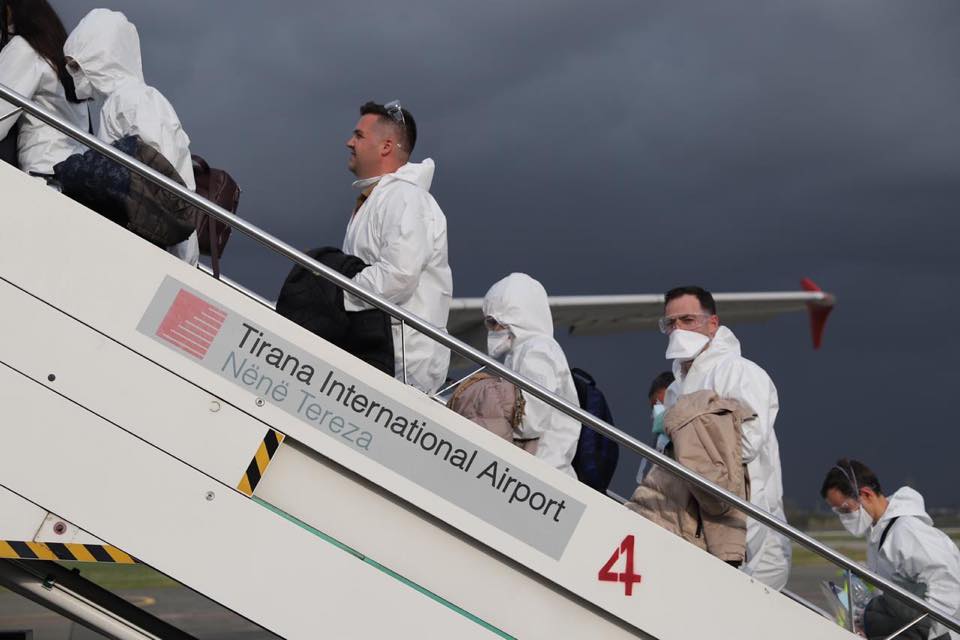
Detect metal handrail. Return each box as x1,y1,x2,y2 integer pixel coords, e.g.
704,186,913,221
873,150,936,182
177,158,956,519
2,83,957,635
0,106,20,123
885,614,928,640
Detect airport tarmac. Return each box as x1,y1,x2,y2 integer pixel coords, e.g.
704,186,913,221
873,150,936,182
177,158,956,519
0,552,847,639
0,584,278,639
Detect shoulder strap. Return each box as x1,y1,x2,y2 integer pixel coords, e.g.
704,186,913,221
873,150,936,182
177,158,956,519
191,154,210,174
879,516,900,550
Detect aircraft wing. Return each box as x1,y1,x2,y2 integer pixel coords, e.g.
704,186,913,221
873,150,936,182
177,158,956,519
448,279,835,352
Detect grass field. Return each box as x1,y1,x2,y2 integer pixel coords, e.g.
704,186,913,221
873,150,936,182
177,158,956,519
55,561,178,590
792,527,960,567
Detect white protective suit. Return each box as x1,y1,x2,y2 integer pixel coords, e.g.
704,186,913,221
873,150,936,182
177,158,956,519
0,36,88,174
665,325,791,589
342,159,452,394
64,9,198,265
868,487,960,639
482,273,581,477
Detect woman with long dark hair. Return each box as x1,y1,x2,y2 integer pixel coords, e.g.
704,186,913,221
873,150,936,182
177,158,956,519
0,0,87,177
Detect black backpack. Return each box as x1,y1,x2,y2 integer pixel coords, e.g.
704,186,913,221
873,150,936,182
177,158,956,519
570,367,620,493
276,247,394,377
0,119,17,168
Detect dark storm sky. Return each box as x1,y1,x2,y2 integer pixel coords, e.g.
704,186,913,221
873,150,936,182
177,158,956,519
57,1,960,507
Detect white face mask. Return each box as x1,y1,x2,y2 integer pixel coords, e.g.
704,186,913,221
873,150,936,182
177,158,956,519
351,175,382,189
487,329,513,359
69,68,95,101
665,329,710,362
837,506,872,538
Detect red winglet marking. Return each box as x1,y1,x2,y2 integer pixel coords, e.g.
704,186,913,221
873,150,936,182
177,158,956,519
801,278,834,350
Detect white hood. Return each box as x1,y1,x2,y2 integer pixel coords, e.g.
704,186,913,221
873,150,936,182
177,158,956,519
701,325,741,360
482,273,580,477
482,273,554,343
872,487,932,538
673,326,741,380
380,158,435,192
64,9,143,98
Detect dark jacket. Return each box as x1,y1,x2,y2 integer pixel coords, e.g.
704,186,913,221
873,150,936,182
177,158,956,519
53,134,198,247
570,367,619,493
276,247,394,377
863,594,932,640
0,33,20,169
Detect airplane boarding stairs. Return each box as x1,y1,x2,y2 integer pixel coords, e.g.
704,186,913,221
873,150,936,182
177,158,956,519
0,161,860,639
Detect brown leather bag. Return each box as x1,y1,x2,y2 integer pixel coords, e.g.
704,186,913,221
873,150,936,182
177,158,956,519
191,155,239,278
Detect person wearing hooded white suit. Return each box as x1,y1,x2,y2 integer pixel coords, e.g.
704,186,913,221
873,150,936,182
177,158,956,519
63,9,198,265
482,273,581,477
343,158,452,394
0,12,88,175
868,488,960,639
823,462,960,639
664,316,791,589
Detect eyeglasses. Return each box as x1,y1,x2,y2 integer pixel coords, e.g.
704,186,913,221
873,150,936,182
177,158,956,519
384,100,406,128
831,497,861,515
830,463,862,514
484,316,505,331
657,313,711,334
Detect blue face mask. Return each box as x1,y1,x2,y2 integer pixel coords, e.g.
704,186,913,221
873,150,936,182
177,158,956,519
651,403,666,436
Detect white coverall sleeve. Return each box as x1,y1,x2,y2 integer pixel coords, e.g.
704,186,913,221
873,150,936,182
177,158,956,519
100,102,195,189
714,361,775,464
888,526,960,618
0,41,42,140
97,102,127,144
517,348,579,475
351,193,430,307
515,348,559,441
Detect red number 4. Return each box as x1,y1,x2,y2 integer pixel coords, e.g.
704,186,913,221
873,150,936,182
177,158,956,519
598,534,643,596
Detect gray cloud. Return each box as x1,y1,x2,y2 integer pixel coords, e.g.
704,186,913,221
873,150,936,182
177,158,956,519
54,1,960,506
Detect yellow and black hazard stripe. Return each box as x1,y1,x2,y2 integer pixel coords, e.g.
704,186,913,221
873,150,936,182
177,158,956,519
0,540,137,564
237,429,284,496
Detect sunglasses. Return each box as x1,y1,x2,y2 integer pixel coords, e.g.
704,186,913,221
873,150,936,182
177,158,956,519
384,100,406,128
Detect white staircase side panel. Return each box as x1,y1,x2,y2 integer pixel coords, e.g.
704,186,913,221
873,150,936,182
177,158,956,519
258,439,649,639
0,161,854,639
33,512,108,545
0,487,49,540
0,364,496,639
0,263,635,637
0,278,269,490
0,488,106,546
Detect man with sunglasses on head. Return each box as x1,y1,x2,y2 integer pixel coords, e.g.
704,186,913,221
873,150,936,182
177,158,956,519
821,460,960,639
343,100,452,394
658,285,791,589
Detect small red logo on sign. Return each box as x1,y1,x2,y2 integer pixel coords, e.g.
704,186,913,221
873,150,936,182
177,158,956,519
598,534,643,596
156,289,227,359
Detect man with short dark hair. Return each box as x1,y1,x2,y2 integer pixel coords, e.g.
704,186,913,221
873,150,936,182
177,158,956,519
821,460,960,639
342,100,451,393
647,371,675,406
658,285,791,589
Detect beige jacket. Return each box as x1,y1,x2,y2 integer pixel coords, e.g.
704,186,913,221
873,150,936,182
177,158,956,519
627,390,754,563
448,373,537,454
